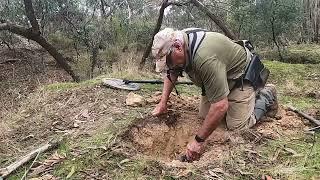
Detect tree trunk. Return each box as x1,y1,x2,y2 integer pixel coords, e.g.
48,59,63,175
90,44,100,77
270,17,283,61
0,23,79,82
0,0,79,82
23,0,40,33
139,0,169,70
35,36,80,81
314,0,320,43
139,0,237,69
191,0,237,40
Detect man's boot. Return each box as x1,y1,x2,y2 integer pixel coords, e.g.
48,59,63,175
264,84,278,117
254,84,278,121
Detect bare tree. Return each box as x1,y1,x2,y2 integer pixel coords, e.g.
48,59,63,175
190,0,236,40
139,0,172,69
302,0,320,43
139,0,236,69
0,0,79,82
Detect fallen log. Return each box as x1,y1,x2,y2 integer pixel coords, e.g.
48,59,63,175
0,140,61,179
287,106,320,126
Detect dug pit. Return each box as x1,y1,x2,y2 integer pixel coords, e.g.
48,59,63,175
125,94,306,165
126,111,232,162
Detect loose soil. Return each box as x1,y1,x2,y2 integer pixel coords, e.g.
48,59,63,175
126,94,306,166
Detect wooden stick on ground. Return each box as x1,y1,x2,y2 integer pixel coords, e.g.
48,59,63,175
20,151,40,180
0,140,61,179
287,106,320,126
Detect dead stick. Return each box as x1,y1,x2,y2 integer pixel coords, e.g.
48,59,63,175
20,151,40,180
287,106,320,126
0,140,61,179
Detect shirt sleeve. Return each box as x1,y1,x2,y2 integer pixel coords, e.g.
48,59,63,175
198,56,229,103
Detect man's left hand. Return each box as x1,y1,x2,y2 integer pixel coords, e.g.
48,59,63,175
184,139,204,162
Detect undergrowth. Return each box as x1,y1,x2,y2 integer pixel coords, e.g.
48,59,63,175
3,58,320,179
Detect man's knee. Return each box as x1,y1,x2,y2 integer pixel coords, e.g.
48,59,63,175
226,114,256,131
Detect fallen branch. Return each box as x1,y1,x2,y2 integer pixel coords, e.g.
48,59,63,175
287,106,320,126
20,151,40,180
0,59,21,64
0,140,61,179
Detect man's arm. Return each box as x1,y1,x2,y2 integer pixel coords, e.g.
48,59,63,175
152,74,178,116
184,97,228,162
159,74,177,104
196,97,229,139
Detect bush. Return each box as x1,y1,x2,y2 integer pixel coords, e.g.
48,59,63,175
259,44,320,64
99,47,119,70
48,31,74,51
72,53,91,80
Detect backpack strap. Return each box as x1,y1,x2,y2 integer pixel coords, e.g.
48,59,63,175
183,28,208,72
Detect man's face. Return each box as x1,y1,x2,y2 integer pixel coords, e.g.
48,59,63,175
166,42,186,70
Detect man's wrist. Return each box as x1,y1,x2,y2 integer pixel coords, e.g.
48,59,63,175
159,100,167,106
195,135,205,143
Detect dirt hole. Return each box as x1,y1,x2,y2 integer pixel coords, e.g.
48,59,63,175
126,93,305,164
127,111,231,161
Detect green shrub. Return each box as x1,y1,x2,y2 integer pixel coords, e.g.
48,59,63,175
72,53,91,80
48,31,74,51
259,44,320,64
98,47,119,69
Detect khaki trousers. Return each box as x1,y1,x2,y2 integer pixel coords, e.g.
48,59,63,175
199,84,256,131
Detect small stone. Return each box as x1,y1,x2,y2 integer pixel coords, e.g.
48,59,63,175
275,115,282,120
286,111,295,116
154,91,162,96
126,92,146,107
73,122,79,128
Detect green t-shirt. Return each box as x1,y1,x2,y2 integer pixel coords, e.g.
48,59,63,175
184,32,247,103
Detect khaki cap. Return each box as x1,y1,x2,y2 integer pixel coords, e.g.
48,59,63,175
152,28,176,72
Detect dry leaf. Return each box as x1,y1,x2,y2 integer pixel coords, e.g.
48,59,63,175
31,152,65,177
30,174,57,180
66,166,75,179
119,158,130,165
81,109,90,118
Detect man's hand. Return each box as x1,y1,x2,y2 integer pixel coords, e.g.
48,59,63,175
181,139,204,162
152,102,168,116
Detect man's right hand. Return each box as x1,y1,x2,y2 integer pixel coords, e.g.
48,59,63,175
152,102,168,116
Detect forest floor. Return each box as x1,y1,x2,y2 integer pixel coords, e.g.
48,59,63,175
1,47,320,179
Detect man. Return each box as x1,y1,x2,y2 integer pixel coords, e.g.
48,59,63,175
151,28,278,162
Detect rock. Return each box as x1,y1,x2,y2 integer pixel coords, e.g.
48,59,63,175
126,92,146,107
275,115,282,120
73,122,79,128
154,91,162,96
285,111,295,116
307,91,320,99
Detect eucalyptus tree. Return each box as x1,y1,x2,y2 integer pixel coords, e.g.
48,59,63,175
0,0,80,81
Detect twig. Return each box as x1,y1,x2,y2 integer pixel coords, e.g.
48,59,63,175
20,151,40,180
304,132,316,166
288,106,320,126
0,140,61,179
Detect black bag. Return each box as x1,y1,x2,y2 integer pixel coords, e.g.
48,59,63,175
235,40,270,90
243,54,270,89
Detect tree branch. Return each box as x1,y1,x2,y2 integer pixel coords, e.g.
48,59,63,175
166,1,190,7
139,0,170,69
0,22,79,82
191,0,236,40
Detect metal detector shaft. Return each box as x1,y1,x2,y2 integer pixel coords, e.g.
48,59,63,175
123,79,194,85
